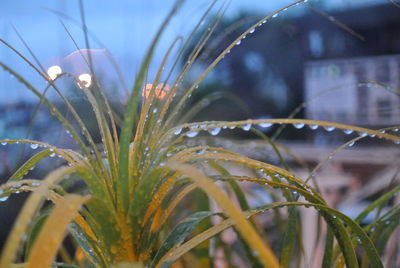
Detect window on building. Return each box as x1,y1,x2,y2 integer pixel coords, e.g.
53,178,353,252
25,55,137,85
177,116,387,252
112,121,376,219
375,60,390,83
376,98,392,119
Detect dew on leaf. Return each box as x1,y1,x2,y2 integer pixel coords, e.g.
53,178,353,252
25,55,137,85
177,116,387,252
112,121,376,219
258,122,272,128
186,131,198,138
30,144,39,150
344,129,353,135
208,127,221,136
241,124,252,131
358,132,368,137
174,128,182,135
293,123,305,129
324,126,335,132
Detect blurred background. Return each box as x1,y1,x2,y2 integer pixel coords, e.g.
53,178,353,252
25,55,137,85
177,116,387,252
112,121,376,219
0,0,399,266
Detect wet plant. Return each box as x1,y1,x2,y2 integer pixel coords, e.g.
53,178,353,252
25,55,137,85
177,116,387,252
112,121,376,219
0,1,400,267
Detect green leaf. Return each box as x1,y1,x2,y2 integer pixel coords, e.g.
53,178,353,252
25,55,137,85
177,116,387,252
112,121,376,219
111,263,144,268
151,211,213,268
321,228,334,268
9,150,52,181
117,0,184,213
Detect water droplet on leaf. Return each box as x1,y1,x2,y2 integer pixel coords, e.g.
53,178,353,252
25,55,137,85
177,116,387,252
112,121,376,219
344,129,353,135
174,128,182,135
30,144,39,150
293,123,305,129
241,124,251,131
186,131,198,138
258,122,272,128
324,126,335,132
358,132,367,137
209,127,221,136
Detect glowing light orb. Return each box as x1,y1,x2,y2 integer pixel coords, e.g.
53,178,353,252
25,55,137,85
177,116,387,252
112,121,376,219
47,65,62,80
142,83,170,99
77,73,92,89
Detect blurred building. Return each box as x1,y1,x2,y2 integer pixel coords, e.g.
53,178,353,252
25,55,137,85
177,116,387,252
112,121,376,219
305,54,400,126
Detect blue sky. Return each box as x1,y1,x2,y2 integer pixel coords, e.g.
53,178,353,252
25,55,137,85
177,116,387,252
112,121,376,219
0,0,386,103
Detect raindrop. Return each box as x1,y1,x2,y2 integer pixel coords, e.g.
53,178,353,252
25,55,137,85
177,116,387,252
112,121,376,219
293,123,305,129
208,127,221,136
1,141,7,146
159,162,166,167
166,152,173,157
174,128,182,135
0,196,8,202
30,144,39,150
49,148,54,152
31,182,40,187
190,125,199,130
309,124,319,130
197,149,206,155
258,122,272,128
393,128,399,132
186,131,198,138
249,28,255,34
369,134,376,138
344,129,353,135
324,126,335,132
236,40,241,46
241,124,252,131
272,13,278,18
379,130,386,133
395,141,400,145
358,132,368,137
348,141,355,147
228,125,236,130
152,108,158,113
262,20,267,24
